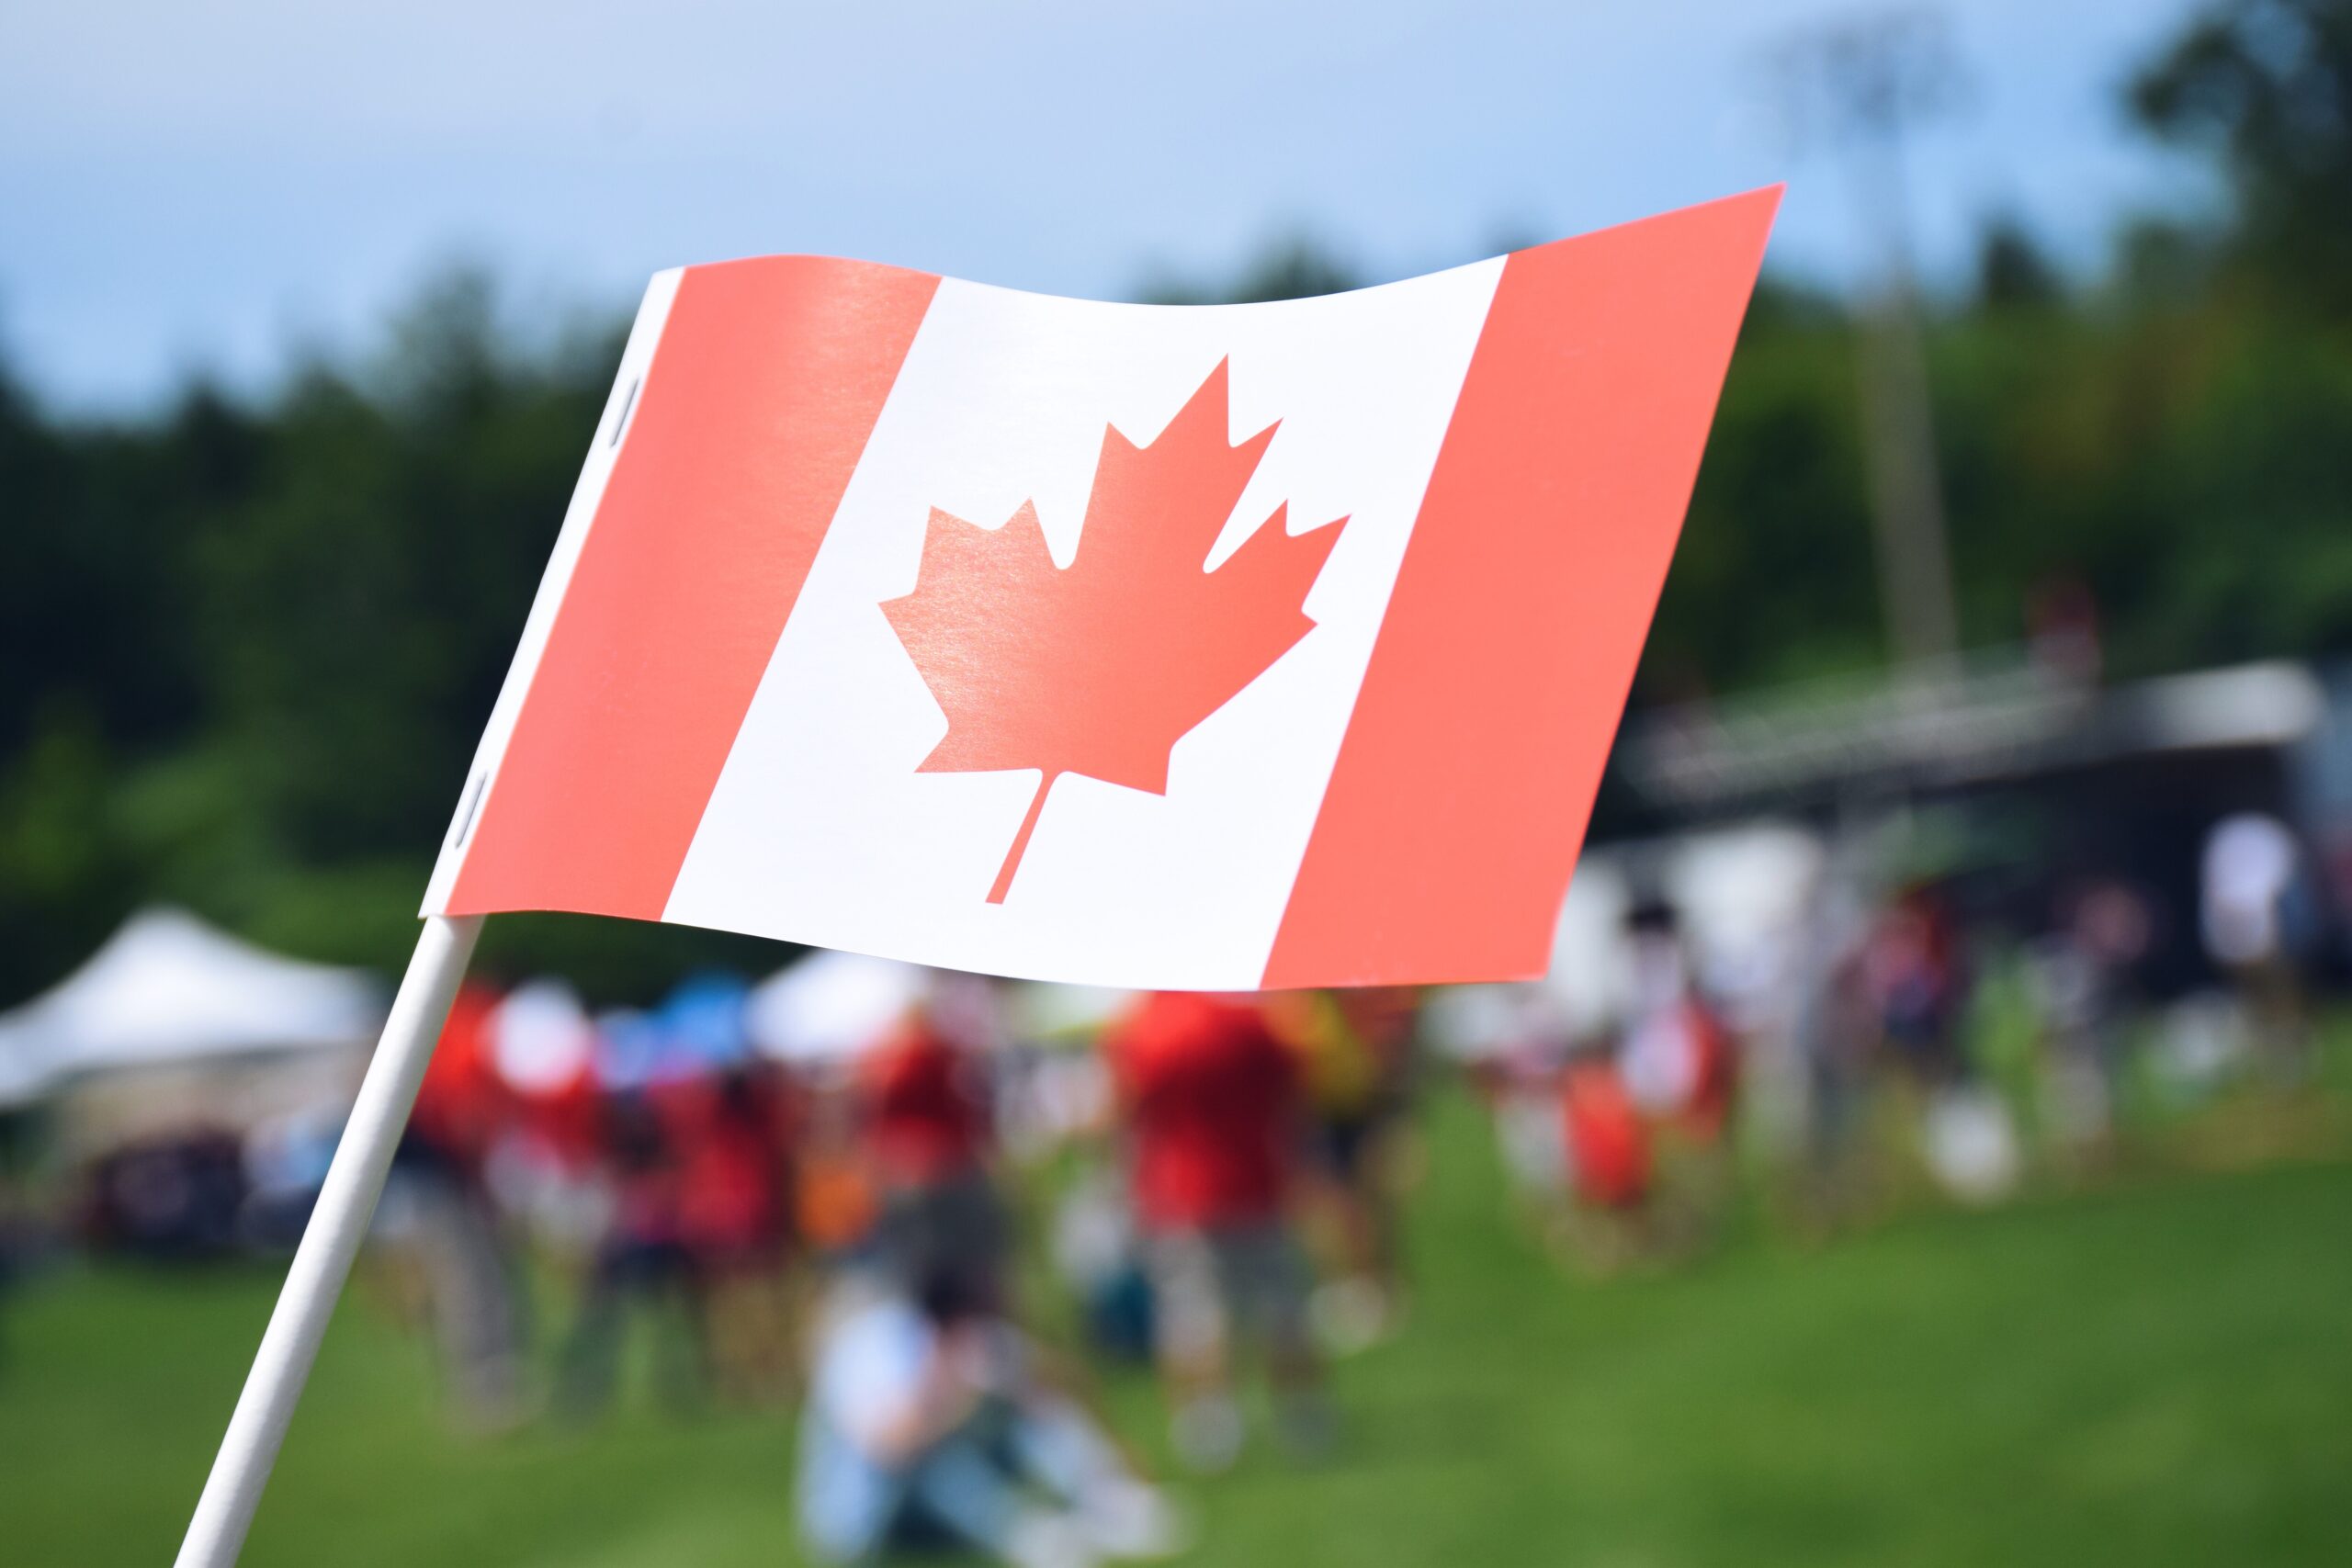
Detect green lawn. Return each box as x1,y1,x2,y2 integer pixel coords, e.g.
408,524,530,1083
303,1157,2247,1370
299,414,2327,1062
6,1093,2349,1567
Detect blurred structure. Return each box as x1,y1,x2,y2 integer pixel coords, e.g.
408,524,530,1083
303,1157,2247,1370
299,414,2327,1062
0,908,381,1258
1623,656,2334,988
0,907,382,1115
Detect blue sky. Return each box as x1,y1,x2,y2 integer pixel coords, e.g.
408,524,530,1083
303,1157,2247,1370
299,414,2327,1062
2,0,2213,412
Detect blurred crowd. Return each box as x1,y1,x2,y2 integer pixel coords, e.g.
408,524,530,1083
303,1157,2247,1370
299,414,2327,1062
337,963,1425,1565
1461,805,2330,1273
334,792,2346,1566
1,790,2339,1565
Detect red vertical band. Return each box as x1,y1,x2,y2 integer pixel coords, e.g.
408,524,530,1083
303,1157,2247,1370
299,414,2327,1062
448,256,940,920
1261,187,1780,988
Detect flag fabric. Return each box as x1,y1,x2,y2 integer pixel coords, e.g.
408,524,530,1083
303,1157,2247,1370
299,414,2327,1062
424,187,1780,990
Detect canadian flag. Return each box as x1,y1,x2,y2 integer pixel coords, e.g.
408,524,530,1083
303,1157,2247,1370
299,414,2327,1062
424,187,1779,990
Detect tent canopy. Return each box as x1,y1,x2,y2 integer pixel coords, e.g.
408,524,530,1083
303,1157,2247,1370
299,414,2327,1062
745,949,924,1066
0,908,386,1103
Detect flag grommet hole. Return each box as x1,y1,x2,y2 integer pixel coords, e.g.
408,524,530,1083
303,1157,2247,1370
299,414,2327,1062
451,773,488,850
609,377,641,447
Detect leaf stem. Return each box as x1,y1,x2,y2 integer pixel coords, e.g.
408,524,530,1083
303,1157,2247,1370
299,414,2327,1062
987,771,1057,905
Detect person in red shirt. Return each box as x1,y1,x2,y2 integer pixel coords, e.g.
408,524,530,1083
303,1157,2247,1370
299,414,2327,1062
556,1084,709,1418
407,983,512,1179
675,1066,797,1403
1561,1055,1650,1212
855,1010,1007,1308
675,1069,793,1268
860,1018,990,1189
1102,992,1329,1472
387,982,525,1429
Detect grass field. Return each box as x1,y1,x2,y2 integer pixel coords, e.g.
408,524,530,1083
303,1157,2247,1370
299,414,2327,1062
5,1090,2349,1567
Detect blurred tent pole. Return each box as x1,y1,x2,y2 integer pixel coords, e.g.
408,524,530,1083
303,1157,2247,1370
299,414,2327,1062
174,914,484,1568
1769,8,1965,671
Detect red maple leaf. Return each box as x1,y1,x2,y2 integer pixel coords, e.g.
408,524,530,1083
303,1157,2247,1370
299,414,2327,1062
882,359,1347,903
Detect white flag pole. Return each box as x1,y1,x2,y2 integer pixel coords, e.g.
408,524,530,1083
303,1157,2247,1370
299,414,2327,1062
175,913,485,1568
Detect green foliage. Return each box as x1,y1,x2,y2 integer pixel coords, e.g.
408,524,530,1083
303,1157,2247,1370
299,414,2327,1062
0,276,781,1000
1649,282,1885,693
1136,233,1365,305
2132,0,2352,314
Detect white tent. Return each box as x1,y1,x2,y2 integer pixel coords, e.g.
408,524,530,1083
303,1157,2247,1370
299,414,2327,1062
745,949,925,1066
486,977,594,1094
0,1019,55,1108
0,908,386,1101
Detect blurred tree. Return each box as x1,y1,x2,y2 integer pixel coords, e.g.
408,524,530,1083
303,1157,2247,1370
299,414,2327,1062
2132,0,2352,311
0,371,242,759
1647,280,1883,694
0,276,796,1000
1975,218,2066,311
1136,234,1363,305
187,274,617,865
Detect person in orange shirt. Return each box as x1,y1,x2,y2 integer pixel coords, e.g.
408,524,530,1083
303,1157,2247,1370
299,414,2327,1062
1544,1038,1657,1275
796,1073,882,1262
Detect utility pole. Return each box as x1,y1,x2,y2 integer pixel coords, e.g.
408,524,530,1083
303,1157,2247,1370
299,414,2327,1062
1770,9,1965,671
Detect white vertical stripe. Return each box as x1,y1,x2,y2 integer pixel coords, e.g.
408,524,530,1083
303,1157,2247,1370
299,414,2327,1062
663,258,1504,987
419,268,684,915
